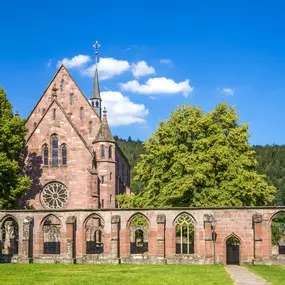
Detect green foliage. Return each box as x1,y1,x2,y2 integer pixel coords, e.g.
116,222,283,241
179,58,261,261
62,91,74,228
248,265,285,285
117,103,276,208
115,136,146,194
130,214,148,226
0,86,32,209
271,213,285,245
253,145,285,205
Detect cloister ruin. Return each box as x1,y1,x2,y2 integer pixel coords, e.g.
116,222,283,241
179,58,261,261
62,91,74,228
1,207,285,265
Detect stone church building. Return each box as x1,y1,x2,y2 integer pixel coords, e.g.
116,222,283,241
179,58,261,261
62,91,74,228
1,62,285,265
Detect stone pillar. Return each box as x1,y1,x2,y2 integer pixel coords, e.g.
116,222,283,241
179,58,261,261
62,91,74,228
111,215,120,262
253,213,263,259
204,214,213,258
21,216,33,263
66,216,76,264
156,214,166,260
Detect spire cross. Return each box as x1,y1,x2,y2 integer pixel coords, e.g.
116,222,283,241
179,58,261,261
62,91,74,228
93,41,100,64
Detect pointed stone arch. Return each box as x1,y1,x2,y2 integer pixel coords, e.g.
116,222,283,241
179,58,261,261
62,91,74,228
224,233,242,265
41,214,62,254
83,214,104,254
0,215,19,261
173,212,195,254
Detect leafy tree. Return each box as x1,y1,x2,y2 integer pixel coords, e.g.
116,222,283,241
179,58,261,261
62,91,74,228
117,103,276,208
253,145,285,205
271,213,285,245
0,86,31,209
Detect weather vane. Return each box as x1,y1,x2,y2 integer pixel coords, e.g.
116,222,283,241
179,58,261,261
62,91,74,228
93,40,100,63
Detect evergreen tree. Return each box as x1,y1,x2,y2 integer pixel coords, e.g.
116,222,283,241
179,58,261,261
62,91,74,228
117,103,276,208
0,86,31,209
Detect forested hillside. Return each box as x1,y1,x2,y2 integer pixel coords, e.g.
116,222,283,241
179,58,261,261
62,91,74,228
116,136,285,205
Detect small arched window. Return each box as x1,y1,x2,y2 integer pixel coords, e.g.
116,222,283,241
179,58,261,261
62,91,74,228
53,109,56,120
61,144,67,166
51,135,58,167
33,122,37,128
100,146,105,159
80,107,84,120
108,146,112,159
96,101,99,108
70,93,74,106
42,108,46,114
43,144,49,166
60,79,65,91
89,121,93,135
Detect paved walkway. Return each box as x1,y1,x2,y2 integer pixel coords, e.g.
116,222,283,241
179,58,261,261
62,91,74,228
226,265,271,285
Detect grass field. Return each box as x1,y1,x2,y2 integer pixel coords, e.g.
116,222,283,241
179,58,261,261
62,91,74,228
248,265,285,285
0,264,233,285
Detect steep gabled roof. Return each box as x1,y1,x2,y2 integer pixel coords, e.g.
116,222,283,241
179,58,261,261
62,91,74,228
26,98,93,156
26,64,100,122
93,108,115,143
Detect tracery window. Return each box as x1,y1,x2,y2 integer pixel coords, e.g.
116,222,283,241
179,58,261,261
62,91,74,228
41,182,69,209
70,93,74,106
89,121,93,135
108,146,112,159
80,107,84,120
43,215,61,254
43,144,49,166
100,146,105,159
175,213,194,254
51,135,58,167
61,144,67,166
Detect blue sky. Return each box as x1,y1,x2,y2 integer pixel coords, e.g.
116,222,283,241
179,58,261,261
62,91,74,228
1,0,285,145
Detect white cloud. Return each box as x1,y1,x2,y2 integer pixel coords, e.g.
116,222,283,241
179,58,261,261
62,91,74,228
160,59,172,64
222,88,234,96
47,59,52,68
131,61,155,78
101,91,149,126
120,77,194,97
83,57,130,80
57,54,91,68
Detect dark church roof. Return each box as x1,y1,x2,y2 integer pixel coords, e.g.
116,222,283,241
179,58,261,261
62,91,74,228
91,67,101,101
93,107,115,143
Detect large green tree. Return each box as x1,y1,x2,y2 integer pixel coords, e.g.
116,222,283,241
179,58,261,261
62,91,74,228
0,86,31,209
117,103,276,208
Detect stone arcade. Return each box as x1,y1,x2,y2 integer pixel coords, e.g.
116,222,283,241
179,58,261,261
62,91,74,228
1,46,285,265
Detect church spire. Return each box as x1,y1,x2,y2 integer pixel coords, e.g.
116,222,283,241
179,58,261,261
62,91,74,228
90,41,102,119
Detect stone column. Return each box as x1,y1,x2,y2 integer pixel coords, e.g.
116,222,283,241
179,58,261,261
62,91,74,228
21,216,34,263
253,213,263,260
204,214,213,259
111,215,120,262
66,216,76,264
156,214,166,261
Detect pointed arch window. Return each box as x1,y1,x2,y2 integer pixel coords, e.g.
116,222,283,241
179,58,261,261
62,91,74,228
100,146,105,159
89,121,93,135
53,109,56,120
70,93,74,106
61,144,67,166
43,144,49,166
96,101,99,108
51,135,58,167
108,146,112,159
80,107,84,120
60,79,65,91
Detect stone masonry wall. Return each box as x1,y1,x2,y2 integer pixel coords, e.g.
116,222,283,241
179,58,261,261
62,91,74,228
1,207,285,265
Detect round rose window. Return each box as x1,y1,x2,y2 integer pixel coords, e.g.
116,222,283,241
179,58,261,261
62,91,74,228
41,182,69,209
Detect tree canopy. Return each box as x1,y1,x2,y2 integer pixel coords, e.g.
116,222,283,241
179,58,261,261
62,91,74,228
117,103,276,208
0,86,31,209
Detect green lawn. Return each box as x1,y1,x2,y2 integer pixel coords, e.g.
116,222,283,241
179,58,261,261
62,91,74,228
0,264,233,285
248,265,285,285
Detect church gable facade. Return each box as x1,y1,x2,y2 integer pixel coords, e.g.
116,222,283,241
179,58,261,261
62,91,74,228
21,64,130,210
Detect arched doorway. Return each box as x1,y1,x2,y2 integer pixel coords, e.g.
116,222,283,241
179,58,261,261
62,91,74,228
226,236,240,265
